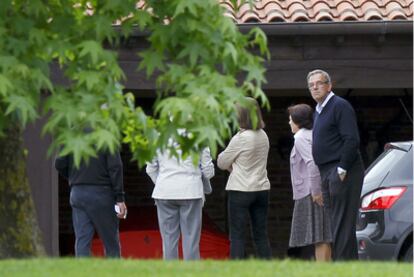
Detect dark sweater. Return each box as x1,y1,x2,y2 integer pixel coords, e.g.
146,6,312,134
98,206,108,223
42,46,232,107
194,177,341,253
55,151,125,202
312,95,360,170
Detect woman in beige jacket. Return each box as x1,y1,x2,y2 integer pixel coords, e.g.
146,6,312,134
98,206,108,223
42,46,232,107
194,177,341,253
217,97,271,259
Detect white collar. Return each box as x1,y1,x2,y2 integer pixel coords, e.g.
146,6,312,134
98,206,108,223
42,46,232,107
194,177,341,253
316,91,335,114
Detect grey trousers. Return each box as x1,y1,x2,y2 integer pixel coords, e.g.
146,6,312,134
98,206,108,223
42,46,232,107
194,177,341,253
155,198,203,260
70,185,120,258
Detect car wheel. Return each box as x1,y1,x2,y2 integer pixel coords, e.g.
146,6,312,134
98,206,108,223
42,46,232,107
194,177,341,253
403,244,413,262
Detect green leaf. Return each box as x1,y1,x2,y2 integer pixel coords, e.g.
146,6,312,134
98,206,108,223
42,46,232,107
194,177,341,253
177,42,208,67
0,56,18,71
94,15,115,42
138,50,164,76
0,74,13,96
224,42,238,63
75,71,102,90
91,129,120,153
78,41,103,64
125,10,153,33
243,60,266,85
173,0,200,17
29,28,47,46
249,27,270,59
60,135,97,168
5,94,38,126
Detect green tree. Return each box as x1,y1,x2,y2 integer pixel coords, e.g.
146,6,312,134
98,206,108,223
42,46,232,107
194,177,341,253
0,0,268,257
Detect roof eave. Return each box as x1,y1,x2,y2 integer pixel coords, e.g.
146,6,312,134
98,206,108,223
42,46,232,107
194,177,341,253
119,20,413,38
237,20,413,36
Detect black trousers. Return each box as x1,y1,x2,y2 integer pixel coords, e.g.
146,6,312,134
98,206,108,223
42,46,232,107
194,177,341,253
227,190,272,259
70,185,120,257
319,156,364,261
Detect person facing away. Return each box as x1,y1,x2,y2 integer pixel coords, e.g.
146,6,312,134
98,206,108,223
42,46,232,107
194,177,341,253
146,140,214,261
287,104,332,262
55,149,127,258
217,97,272,259
307,69,364,260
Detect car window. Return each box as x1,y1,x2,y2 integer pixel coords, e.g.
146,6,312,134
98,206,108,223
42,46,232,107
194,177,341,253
364,149,406,184
386,149,413,183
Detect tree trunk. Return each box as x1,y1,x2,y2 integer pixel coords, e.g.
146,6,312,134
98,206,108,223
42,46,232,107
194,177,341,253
0,126,45,258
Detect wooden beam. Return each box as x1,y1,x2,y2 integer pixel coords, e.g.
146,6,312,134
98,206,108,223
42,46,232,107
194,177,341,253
50,33,413,91
264,59,413,89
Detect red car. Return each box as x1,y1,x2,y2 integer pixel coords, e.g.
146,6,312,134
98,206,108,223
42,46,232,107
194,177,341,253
91,206,230,259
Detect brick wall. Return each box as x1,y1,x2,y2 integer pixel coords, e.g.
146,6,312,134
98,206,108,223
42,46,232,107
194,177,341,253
59,94,413,257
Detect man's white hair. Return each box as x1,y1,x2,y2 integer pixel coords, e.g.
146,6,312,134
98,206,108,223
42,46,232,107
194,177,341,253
307,69,331,84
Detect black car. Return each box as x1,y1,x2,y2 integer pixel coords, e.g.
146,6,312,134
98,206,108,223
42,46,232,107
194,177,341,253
356,141,413,261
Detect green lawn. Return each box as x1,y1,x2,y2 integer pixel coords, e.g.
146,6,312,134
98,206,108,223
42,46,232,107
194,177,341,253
0,259,412,277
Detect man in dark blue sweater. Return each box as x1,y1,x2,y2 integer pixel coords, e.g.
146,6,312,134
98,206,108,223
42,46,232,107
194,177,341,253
307,69,364,260
55,150,127,257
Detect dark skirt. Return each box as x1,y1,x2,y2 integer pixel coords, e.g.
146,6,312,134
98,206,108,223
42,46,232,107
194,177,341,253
289,194,332,247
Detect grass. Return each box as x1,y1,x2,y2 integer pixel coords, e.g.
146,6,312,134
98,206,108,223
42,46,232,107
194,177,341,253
0,259,412,277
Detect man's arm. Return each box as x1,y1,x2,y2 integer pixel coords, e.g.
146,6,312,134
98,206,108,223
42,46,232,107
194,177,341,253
107,151,125,203
336,100,360,171
200,148,214,179
145,156,159,184
54,155,69,179
107,152,127,219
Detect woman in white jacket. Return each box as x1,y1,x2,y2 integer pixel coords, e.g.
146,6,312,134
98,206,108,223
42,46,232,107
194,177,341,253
146,143,214,260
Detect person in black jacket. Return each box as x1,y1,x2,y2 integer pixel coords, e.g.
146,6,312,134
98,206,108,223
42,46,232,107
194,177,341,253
55,150,127,257
307,69,364,260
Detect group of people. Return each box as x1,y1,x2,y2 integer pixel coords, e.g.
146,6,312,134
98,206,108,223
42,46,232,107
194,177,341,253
55,69,363,262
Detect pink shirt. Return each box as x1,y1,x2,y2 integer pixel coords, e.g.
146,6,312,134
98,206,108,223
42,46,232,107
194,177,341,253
290,128,322,200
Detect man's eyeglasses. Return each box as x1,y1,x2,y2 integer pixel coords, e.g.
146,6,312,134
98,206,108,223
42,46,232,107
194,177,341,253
308,81,329,88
